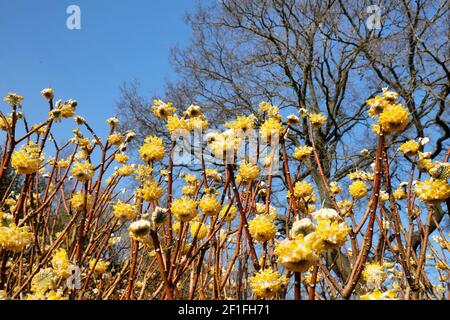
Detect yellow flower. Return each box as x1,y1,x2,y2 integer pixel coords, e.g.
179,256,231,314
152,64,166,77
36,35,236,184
70,192,91,212
182,184,197,197
56,158,70,168
11,142,44,175
293,181,314,199
260,118,283,140
275,233,319,273
329,181,342,194
107,133,125,145
366,95,389,118
205,168,222,182
171,197,198,222
187,116,209,132
71,160,94,182
399,140,420,156
113,200,136,221
4,92,23,107
51,249,71,278
414,178,450,203
225,115,255,133
139,136,166,162
249,269,287,298
220,204,238,222
249,215,276,242
139,181,163,202
166,114,189,134
189,222,208,240
199,194,221,216
89,259,109,275
309,113,327,127
362,262,388,289
259,101,281,119
31,268,56,295
0,224,34,252
313,219,349,251
0,116,12,130
378,104,409,134
114,153,129,164
237,161,260,182
116,165,134,177
293,145,312,161
349,180,368,200
360,289,397,300
393,186,407,200
152,100,176,119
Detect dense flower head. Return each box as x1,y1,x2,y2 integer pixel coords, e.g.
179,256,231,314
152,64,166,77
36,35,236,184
51,249,71,278
249,269,287,298
399,140,420,156
249,215,276,242
11,142,44,175
349,180,368,200
139,136,165,162
152,100,176,119
290,218,316,238
260,118,283,141
237,161,260,182
293,181,314,199
207,130,242,160
205,168,222,182
114,153,129,164
138,181,163,202
4,92,23,107
199,194,220,216
116,164,135,177
378,104,409,134
414,178,450,203
166,114,189,134
259,101,281,119
393,186,407,200
71,160,94,182
113,200,136,221
309,113,327,127
220,204,238,222
70,192,91,212
89,259,109,275
107,133,125,145
360,289,397,300
0,224,34,252
348,170,373,181
293,145,312,161
255,203,278,220
329,181,342,195
190,222,208,240
41,88,54,100
314,219,350,251
171,197,198,222
311,208,340,222
362,262,388,289
225,115,255,133
275,233,320,272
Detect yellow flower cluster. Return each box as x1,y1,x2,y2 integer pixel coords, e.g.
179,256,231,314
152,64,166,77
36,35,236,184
414,178,450,203
113,200,136,221
260,118,283,140
139,180,163,202
275,233,319,272
293,145,312,161
225,115,255,133
70,192,91,211
237,161,260,182
114,153,129,164
349,180,368,200
220,204,237,222
249,215,276,242
116,164,135,177
171,197,198,222
199,194,220,216
11,142,44,175
0,224,34,252
360,289,397,300
190,221,208,240
362,262,388,290
398,140,419,156
51,249,71,278
314,218,350,251
139,136,165,162
71,160,94,182
249,269,287,298
152,100,176,119
89,259,109,275
293,181,314,199
309,113,327,127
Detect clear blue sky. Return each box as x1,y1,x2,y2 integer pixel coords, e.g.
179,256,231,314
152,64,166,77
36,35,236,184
0,0,196,141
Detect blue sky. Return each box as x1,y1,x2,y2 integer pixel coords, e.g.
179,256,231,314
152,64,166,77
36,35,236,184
0,0,196,141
